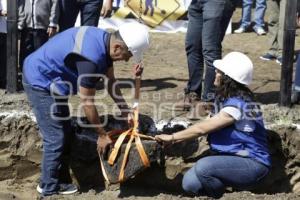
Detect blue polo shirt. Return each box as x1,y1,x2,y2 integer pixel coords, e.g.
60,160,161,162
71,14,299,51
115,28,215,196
23,26,112,95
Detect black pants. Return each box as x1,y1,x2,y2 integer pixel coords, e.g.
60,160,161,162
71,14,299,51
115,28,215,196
19,29,48,71
0,33,6,89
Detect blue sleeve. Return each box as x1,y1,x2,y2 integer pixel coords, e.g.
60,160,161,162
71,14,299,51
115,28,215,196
76,61,98,88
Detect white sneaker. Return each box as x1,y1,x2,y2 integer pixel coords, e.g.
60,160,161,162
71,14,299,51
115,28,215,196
37,183,78,195
254,27,266,35
234,27,246,34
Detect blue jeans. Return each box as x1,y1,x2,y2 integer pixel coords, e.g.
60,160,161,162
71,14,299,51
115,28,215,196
182,155,269,198
23,81,73,196
59,0,103,32
240,0,266,28
295,54,300,91
185,0,235,101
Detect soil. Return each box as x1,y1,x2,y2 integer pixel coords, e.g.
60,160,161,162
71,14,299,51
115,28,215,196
0,8,300,200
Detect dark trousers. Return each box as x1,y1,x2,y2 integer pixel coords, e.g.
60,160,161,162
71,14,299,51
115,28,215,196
23,79,73,196
0,33,6,88
59,0,103,32
185,0,235,101
19,29,48,71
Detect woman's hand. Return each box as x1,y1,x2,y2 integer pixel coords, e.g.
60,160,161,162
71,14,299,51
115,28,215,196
155,134,174,143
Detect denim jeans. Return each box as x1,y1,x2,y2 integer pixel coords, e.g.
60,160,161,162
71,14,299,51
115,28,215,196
0,33,6,88
185,0,235,101
59,0,103,32
240,0,266,28
23,80,73,196
182,155,269,198
295,54,300,91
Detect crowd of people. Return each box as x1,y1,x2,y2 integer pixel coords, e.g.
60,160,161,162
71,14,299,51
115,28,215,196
0,0,299,199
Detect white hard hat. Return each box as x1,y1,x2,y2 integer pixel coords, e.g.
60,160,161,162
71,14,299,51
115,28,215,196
213,52,253,85
118,22,150,63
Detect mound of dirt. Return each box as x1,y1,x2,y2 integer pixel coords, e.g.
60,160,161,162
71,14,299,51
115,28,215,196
1,110,300,197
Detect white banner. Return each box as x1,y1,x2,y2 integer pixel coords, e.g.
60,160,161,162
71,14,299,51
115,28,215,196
76,0,231,33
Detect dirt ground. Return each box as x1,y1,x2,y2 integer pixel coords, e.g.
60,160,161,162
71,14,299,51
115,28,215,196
1,8,300,200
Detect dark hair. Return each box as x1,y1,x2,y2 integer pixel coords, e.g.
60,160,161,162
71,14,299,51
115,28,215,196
216,74,254,101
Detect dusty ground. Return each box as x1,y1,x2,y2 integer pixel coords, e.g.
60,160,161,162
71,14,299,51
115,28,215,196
1,8,300,200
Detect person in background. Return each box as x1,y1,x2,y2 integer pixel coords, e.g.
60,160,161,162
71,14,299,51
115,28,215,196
58,0,113,32
18,0,59,71
291,1,300,104
0,0,6,88
259,0,287,65
173,0,236,119
156,52,271,198
234,0,267,35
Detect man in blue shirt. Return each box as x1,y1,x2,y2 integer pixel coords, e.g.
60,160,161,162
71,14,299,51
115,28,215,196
22,23,150,197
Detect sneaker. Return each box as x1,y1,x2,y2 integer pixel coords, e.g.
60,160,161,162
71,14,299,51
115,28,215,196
259,53,277,61
234,26,246,34
253,26,266,35
276,57,282,65
37,183,78,195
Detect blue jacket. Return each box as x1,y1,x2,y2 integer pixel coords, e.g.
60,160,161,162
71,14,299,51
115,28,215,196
23,26,112,95
208,97,271,167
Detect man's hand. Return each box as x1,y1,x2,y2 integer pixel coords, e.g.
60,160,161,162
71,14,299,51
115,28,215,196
97,134,113,159
47,27,57,37
127,112,134,127
101,0,113,18
121,111,134,127
133,63,144,77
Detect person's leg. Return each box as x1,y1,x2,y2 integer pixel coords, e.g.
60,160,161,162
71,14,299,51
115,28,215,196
22,82,68,196
292,54,300,103
295,55,300,92
240,0,253,28
182,165,204,195
55,98,73,184
202,0,234,101
80,0,103,26
254,0,267,28
0,33,6,88
266,0,280,56
185,0,203,98
19,29,34,71
33,29,49,51
59,0,80,32
183,155,269,198
277,0,287,58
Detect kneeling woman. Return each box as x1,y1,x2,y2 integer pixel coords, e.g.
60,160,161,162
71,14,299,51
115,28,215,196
155,52,271,198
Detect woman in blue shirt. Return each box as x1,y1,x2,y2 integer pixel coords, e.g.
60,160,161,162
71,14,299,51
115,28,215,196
155,52,271,198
